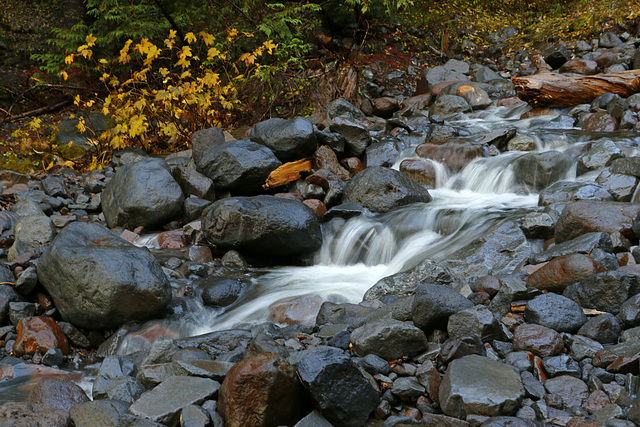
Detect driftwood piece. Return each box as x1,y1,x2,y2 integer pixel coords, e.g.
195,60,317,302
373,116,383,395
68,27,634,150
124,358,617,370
512,70,640,107
263,158,313,190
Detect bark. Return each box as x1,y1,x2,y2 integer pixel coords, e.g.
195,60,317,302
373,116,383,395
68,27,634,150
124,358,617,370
263,158,313,190
512,70,640,107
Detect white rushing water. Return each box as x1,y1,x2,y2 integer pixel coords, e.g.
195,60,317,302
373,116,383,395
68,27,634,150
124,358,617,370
116,105,640,351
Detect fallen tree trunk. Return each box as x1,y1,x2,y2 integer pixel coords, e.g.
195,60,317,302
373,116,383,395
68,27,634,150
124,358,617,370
512,70,640,107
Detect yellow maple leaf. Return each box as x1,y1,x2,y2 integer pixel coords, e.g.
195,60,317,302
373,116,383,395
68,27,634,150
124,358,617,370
199,31,215,46
86,34,97,47
60,70,68,81
185,32,197,44
264,40,276,54
64,54,74,65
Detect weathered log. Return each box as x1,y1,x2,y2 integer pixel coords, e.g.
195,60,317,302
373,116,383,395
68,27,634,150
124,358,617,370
263,158,313,190
512,70,640,107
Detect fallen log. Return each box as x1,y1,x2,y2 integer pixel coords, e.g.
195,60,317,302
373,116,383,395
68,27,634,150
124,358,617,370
263,157,313,190
512,70,640,107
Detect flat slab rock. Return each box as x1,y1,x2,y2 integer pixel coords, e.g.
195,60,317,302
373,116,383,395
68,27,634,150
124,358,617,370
127,375,220,425
439,354,525,419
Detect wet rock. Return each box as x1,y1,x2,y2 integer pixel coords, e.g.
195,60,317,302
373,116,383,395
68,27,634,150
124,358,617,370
8,301,37,325
559,58,598,75
441,221,531,280
521,212,555,239
555,201,640,244
582,112,619,132
218,352,302,427
28,377,89,412
157,230,187,250
544,375,589,408
617,294,640,328
341,166,431,213
171,166,216,201
399,158,438,187
313,145,350,180
102,158,184,229
456,84,492,109
14,266,37,296
12,214,56,247
527,254,604,293
525,293,587,333
250,117,317,162
577,141,624,176
447,305,503,342
569,335,604,360
513,324,565,357
507,134,537,151
329,117,371,157
412,283,473,331
13,316,69,356
611,157,640,178
106,376,145,403
93,356,137,399
364,137,400,168
327,98,366,121
202,195,322,258
316,302,375,330
431,95,472,117
416,140,485,171
297,347,378,427
539,181,612,206
577,313,621,344
529,232,612,264
596,169,638,202
421,65,468,93
38,222,171,329
69,400,130,427
0,402,69,427
599,31,623,48
542,354,581,378
200,276,249,307
392,376,425,398
440,334,487,363
439,355,525,419
178,329,252,360
513,151,573,191
195,139,281,195
351,319,427,360
372,97,400,118
128,376,220,425
563,271,640,314
269,295,323,326
542,44,571,69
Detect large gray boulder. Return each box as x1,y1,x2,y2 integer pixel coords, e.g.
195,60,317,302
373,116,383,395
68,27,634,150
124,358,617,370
38,222,172,329
195,139,281,194
554,200,640,243
297,347,378,427
524,293,588,333
513,151,572,191
350,319,428,360
563,271,640,314
412,283,473,331
342,166,432,213
439,355,525,419
101,158,184,229
202,195,322,257
250,117,317,162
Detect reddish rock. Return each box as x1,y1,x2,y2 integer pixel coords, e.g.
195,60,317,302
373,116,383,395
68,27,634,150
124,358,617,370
582,112,619,132
606,354,640,374
593,349,618,368
416,359,441,404
401,94,432,111
372,97,400,118
399,159,438,187
0,364,74,382
218,352,303,427
544,375,589,409
119,229,139,243
555,201,640,243
456,84,492,109
28,378,89,412
0,402,69,426
302,199,327,220
187,245,213,263
521,108,563,119
430,81,456,96
559,58,598,75
513,324,564,357
313,146,350,180
157,230,187,250
471,275,502,296
2,183,30,195
13,317,69,356
342,157,364,175
33,291,54,311
526,254,605,293
270,295,324,326
594,52,616,68
416,141,485,171
497,97,526,107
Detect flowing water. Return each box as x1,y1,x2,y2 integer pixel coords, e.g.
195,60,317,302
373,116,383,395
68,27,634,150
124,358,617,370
115,104,640,350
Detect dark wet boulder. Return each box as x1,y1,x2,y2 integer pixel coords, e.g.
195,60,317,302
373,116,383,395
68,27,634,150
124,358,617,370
512,151,572,191
555,200,640,243
28,378,89,412
524,293,587,333
596,169,638,202
199,276,250,307
577,313,621,344
341,166,431,213
538,181,612,206
513,324,565,357
582,111,619,132
447,305,504,343
576,139,624,175
202,195,322,257
541,44,571,69
297,347,379,427
195,139,281,194
0,284,19,324
329,117,371,157
218,352,303,427
191,127,227,166
101,158,184,229
327,98,366,121
439,355,525,419
431,95,472,117
399,158,438,187
529,232,613,264
412,283,473,331
563,271,640,314
350,319,427,360
37,222,172,329
416,139,486,171
250,117,317,162
171,166,216,201
611,156,640,178
363,137,400,168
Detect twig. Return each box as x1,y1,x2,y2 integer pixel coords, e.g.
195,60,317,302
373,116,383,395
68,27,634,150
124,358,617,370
2,100,72,123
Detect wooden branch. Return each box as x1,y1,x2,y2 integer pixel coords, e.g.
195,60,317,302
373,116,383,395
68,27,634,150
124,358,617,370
2,100,72,123
512,70,640,107
263,158,313,190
